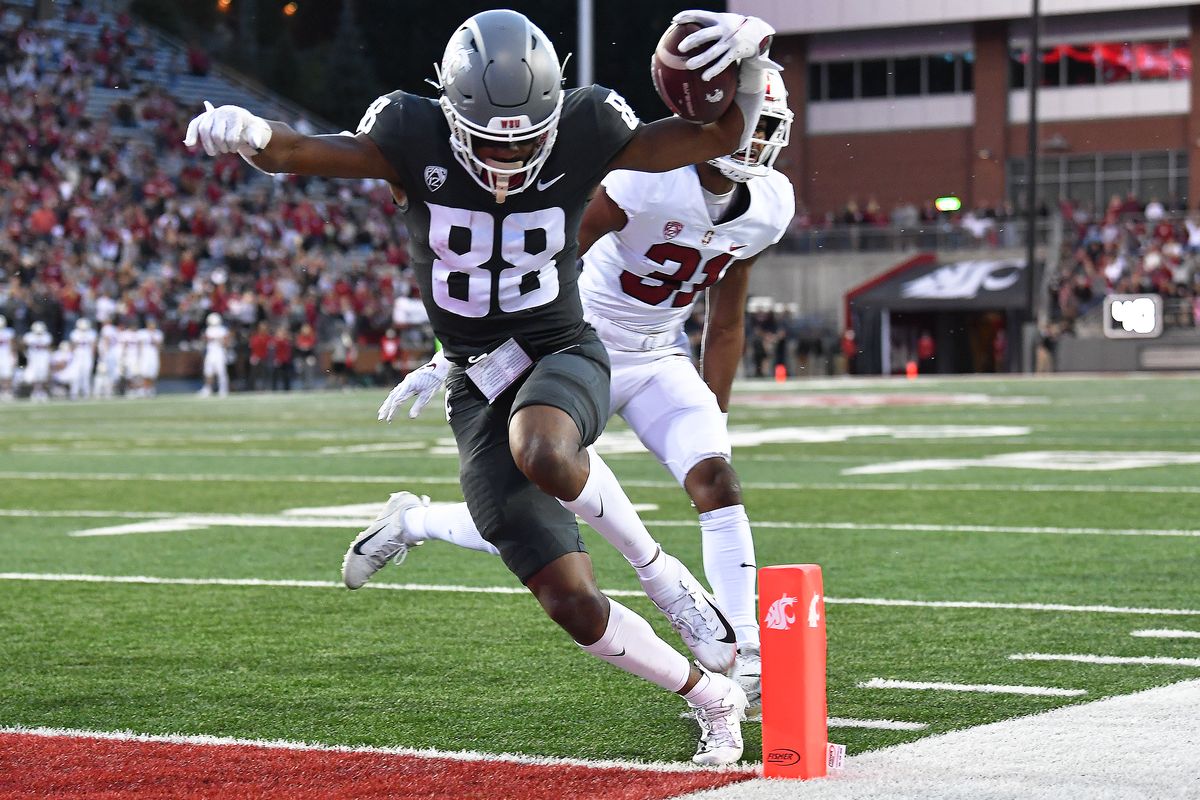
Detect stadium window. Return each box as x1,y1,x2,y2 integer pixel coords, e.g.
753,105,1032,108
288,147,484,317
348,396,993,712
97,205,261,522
808,62,825,101
1135,41,1173,82
1039,48,1063,86
959,51,974,92
1064,45,1098,85
1009,48,1027,88
827,61,854,100
893,56,922,96
1138,152,1170,175
860,58,888,97
928,53,956,93
1103,154,1134,175
1098,42,1134,83
1171,40,1191,79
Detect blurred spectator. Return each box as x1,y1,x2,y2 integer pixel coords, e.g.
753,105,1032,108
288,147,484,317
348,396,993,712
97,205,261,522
270,324,292,391
294,322,318,389
247,321,271,391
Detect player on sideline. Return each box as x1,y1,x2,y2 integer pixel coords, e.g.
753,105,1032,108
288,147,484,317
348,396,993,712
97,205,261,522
0,316,14,400
379,72,795,719
185,8,777,765
22,321,53,402
68,318,97,400
95,318,121,399
138,318,164,396
200,313,230,397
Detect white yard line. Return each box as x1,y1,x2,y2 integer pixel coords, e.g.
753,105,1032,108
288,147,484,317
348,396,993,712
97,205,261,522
1010,653,1200,668
4,470,1200,495
1130,629,1200,639
681,680,1200,800
1,573,1198,618
0,726,752,775
826,718,927,731
4,507,1192,540
858,678,1086,697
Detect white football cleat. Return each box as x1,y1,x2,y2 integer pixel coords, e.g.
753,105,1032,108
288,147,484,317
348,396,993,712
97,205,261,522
732,645,762,721
691,671,748,766
639,553,737,673
342,492,426,589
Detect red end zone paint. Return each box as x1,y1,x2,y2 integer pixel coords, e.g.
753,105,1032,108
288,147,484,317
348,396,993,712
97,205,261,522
0,732,753,800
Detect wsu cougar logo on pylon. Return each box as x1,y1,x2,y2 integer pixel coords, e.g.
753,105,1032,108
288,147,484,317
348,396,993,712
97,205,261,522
765,592,799,631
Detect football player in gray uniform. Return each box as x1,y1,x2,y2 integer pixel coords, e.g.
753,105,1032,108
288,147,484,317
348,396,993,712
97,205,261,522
185,8,776,765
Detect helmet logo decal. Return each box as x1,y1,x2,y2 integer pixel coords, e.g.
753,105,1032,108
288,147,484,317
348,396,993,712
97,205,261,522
424,166,448,192
663,221,684,240
442,44,472,86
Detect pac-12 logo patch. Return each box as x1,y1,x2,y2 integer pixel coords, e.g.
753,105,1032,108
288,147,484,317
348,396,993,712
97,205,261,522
663,220,684,239
424,166,448,192
765,592,798,631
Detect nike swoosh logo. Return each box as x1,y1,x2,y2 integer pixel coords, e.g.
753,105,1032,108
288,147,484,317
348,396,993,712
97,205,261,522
600,648,625,658
536,173,565,191
704,597,738,644
352,526,386,555
740,562,757,569
467,353,486,364
730,244,748,251
595,495,604,519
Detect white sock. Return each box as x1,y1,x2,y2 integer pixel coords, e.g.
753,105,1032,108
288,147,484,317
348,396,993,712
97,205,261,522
560,447,660,568
403,502,500,556
682,669,729,708
700,505,759,649
578,598,692,692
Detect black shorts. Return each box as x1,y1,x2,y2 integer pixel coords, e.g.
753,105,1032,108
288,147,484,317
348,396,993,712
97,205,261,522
446,332,610,583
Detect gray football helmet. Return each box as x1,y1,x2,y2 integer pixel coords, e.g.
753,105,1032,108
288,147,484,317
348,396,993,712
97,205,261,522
710,69,792,183
434,10,565,202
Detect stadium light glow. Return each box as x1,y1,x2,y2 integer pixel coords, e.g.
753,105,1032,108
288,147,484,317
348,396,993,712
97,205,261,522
935,196,962,212
216,0,231,11
282,2,298,16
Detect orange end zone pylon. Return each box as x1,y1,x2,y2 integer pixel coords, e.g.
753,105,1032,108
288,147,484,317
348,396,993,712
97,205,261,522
759,564,843,779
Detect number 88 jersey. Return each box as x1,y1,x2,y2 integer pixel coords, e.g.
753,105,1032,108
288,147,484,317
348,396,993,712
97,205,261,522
579,166,794,342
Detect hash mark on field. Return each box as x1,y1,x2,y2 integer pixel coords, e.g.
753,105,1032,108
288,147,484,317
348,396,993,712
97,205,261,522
859,678,1087,697
1130,629,1200,639
2,574,1199,618
1010,653,1200,668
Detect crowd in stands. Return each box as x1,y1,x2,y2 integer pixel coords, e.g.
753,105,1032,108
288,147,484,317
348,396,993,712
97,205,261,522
1045,193,1200,345
0,4,433,397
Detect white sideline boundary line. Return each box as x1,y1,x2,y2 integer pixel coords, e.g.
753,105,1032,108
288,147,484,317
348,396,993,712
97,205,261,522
858,678,1086,697
1,573,1198,617
1131,629,1200,639
681,680,1200,800
1010,653,1200,668
0,725,754,775
3,471,1200,495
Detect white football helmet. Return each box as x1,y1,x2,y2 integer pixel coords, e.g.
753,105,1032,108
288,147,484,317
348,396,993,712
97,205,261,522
710,69,792,183
434,10,565,203
31,321,47,334
206,313,221,327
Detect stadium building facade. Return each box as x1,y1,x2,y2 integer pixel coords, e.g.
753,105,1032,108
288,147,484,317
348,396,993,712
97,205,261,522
732,0,1200,216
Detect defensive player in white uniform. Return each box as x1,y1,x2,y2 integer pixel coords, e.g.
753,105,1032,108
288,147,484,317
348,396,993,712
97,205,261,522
377,72,794,716
137,319,164,396
201,313,230,397
23,321,54,401
68,318,97,400
0,316,14,400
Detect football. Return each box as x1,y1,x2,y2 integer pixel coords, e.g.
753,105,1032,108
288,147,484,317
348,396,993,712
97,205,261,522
651,22,738,123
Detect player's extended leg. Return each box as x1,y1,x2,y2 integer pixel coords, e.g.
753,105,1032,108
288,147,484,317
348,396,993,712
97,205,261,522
619,355,762,712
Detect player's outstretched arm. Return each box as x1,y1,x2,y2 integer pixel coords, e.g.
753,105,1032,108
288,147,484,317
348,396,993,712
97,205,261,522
607,101,744,175
700,259,754,412
183,102,402,183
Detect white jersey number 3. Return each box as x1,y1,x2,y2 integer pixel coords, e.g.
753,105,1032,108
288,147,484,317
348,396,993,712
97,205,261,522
427,202,565,318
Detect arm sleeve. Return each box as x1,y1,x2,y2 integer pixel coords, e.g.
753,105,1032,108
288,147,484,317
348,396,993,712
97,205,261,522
586,85,641,181
359,90,410,182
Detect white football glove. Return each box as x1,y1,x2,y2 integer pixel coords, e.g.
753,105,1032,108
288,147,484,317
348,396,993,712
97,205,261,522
378,350,450,422
183,101,273,158
673,11,779,84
